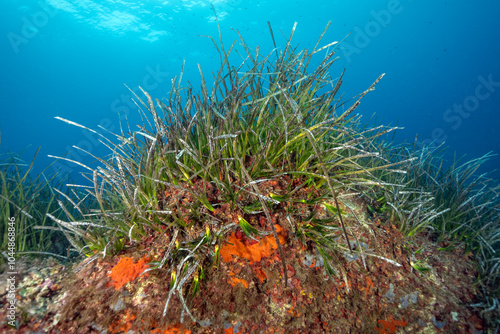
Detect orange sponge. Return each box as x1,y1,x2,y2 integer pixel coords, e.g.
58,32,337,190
220,224,286,264
374,316,408,334
107,256,150,290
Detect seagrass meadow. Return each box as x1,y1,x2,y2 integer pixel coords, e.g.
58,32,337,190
1,21,499,333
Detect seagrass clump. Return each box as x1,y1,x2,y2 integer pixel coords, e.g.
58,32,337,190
49,20,413,324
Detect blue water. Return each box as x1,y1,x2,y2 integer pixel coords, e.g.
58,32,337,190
1,0,499,182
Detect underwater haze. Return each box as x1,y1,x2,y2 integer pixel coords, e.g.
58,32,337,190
1,0,499,182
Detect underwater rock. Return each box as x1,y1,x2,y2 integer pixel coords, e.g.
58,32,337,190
0,256,68,332
0,219,488,333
